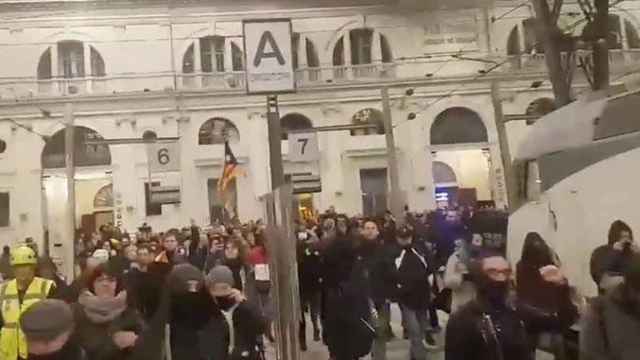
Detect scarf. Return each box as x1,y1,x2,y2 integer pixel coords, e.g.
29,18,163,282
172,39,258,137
79,290,128,324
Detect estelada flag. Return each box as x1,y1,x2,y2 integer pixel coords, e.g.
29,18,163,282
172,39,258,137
218,141,243,194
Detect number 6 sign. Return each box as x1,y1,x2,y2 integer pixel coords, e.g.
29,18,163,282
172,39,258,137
288,132,319,162
147,142,181,172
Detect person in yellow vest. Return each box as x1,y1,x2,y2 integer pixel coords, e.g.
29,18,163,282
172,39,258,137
0,246,56,360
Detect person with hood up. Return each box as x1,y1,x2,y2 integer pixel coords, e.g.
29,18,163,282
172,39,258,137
72,262,144,360
580,253,640,360
166,263,216,360
516,232,577,359
20,299,86,360
591,220,639,293
445,253,577,360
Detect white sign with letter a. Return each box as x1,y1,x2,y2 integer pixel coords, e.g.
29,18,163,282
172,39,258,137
243,19,295,94
288,132,319,162
147,142,180,173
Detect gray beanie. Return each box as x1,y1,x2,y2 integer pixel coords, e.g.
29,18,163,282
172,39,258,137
206,265,235,296
20,299,74,342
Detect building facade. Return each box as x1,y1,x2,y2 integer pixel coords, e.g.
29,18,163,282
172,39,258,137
1,0,640,273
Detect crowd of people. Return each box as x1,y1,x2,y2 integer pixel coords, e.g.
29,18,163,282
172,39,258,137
0,206,639,360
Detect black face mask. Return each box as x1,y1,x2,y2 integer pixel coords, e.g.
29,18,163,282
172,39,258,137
478,278,509,308
216,296,237,311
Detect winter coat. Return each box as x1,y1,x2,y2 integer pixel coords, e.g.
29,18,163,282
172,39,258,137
72,295,145,360
393,246,432,310
169,290,216,360
124,268,160,321
198,301,266,360
297,237,323,295
444,252,476,313
591,245,635,289
580,285,640,360
445,295,577,360
323,238,375,360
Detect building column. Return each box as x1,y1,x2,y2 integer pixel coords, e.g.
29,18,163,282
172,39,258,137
298,35,308,84
224,38,234,73
372,31,382,64
83,42,92,93
343,31,353,80
193,39,202,88
51,44,59,95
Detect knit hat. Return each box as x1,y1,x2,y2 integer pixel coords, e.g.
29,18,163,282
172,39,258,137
168,264,204,294
20,299,74,342
206,265,235,296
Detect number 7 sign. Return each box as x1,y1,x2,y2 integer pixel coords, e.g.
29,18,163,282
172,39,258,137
288,132,319,162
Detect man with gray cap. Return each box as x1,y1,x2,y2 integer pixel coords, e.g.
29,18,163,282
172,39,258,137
19,299,85,360
199,265,265,360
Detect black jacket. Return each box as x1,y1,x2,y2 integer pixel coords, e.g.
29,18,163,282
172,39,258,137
26,339,87,360
297,238,323,295
358,240,396,305
393,245,432,310
591,245,634,288
198,301,266,360
125,268,160,321
72,305,145,360
446,295,577,360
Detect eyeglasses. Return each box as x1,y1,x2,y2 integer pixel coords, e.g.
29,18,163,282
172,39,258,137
485,269,512,277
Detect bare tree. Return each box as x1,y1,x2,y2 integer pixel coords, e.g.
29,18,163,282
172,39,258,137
531,0,574,106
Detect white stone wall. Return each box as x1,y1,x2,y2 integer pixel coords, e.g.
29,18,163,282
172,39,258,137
1,0,640,257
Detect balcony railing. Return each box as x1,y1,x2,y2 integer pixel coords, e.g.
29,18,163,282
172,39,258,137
333,63,397,81
2,50,640,100
505,49,640,74
182,72,246,90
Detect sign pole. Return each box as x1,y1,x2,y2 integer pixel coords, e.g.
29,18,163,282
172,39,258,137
267,95,285,190
64,103,76,277
381,87,403,219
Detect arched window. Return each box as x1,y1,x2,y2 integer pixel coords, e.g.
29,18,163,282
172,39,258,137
280,113,313,140
198,118,240,145
432,161,458,185
332,29,393,66
42,126,111,169
231,43,244,71
90,46,105,77
94,184,114,208
142,130,158,141
351,108,385,136
582,14,640,49
182,37,244,74
38,48,52,80
430,107,488,145
293,34,321,69
37,42,106,80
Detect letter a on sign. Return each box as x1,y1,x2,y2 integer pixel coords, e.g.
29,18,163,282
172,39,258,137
243,19,295,94
254,31,285,67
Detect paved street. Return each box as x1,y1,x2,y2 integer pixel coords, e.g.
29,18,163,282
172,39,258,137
282,304,554,360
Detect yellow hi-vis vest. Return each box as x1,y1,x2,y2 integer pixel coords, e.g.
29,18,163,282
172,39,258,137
0,277,54,360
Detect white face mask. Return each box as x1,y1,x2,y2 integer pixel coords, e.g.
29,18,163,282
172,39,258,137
298,232,308,241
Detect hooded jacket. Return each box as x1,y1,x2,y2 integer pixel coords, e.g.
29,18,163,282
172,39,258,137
591,221,634,288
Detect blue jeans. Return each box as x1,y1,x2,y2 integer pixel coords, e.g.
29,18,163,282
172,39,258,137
401,307,429,360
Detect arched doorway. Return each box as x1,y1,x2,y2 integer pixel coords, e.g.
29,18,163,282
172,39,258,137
280,113,313,140
41,126,114,273
430,107,492,207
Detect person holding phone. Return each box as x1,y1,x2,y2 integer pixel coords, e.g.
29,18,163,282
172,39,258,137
591,220,639,293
